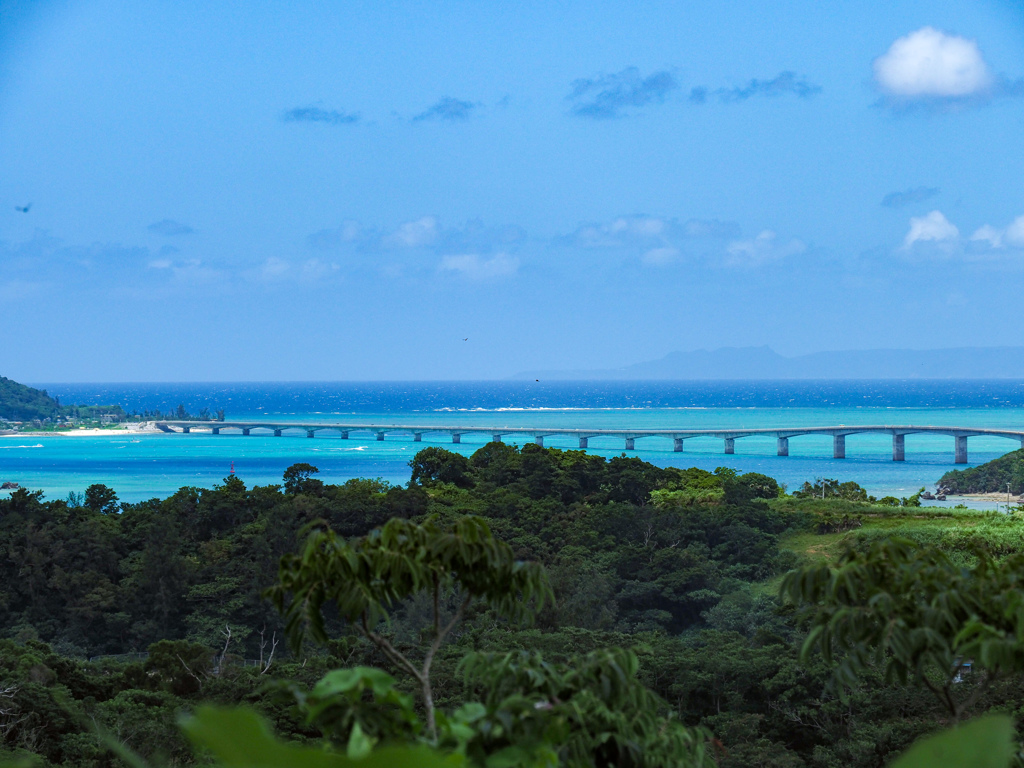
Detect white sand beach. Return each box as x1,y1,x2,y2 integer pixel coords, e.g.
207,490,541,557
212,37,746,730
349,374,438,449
1,422,165,437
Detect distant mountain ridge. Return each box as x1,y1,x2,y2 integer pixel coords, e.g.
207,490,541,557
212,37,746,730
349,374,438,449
514,346,1024,380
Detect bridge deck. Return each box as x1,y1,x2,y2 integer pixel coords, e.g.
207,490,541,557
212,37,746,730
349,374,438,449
155,421,1024,464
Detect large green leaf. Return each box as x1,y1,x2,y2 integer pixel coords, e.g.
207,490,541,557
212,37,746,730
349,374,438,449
180,705,462,768
888,715,1015,768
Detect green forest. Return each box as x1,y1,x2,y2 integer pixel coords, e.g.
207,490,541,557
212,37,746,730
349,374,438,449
0,374,225,427
0,377,66,421
0,376,126,425
940,448,1024,494
2,444,1024,767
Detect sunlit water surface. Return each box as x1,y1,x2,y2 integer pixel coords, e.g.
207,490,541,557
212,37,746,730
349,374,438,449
3,381,1024,505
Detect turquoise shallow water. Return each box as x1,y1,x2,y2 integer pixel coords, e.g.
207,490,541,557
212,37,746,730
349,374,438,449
4,381,1024,504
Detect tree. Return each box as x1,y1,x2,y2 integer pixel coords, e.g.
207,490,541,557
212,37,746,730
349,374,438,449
268,516,551,738
781,537,1024,721
283,463,324,496
84,484,120,515
408,448,472,488
793,478,868,501
459,647,713,768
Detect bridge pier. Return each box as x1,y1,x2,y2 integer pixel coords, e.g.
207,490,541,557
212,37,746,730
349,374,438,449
377,432,385,441
625,438,635,451
833,435,845,459
777,437,789,456
274,429,282,437
307,430,315,438
674,438,684,452
452,433,461,444
535,436,544,447
724,438,735,455
492,434,502,443
212,427,220,435
242,428,250,436
579,437,588,449
413,433,421,442
955,435,968,464
182,426,191,433
341,431,348,439
893,434,905,462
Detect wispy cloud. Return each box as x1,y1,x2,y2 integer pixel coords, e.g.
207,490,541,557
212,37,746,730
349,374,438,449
881,187,939,208
683,219,742,238
873,27,1022,110
384,216,439,248
307,221,361,250
147,219,194,236
413,97,477,122
725,230,806,266
283,106,360,125
438,253,518,280
689,71,821,104
567,67,678,119
349,217,524,254
641,247,681,266
564,215,738,252
563,214,775,267
247,257,341,283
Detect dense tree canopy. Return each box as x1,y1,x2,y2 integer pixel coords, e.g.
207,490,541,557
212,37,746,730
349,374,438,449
2,443,1024,766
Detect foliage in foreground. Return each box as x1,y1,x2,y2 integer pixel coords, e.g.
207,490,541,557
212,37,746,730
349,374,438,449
269,516,710,766
7,444,1024,766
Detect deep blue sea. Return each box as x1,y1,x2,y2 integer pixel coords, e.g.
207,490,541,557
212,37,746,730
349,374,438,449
4,380,1024,505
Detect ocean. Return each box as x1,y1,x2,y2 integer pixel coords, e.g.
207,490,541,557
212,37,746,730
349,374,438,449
3,380,1024,505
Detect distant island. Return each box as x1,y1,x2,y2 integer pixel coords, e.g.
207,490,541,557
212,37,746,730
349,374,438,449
0,375,224,432
515,345,1024,380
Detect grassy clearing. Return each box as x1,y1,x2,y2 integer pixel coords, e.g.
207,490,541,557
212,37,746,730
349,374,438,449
773,498,1024,566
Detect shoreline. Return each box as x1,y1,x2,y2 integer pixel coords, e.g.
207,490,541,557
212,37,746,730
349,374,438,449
950,491,1023,503
1,423,164,437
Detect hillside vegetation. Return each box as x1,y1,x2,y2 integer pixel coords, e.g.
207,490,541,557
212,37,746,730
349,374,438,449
2,447,1024,767
939,448,1024,494
0,375,62,420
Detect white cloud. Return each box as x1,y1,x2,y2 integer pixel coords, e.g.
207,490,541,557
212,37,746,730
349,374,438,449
384,216,438,248
147,259,173,269
438,253,518,279
970,224,1003,248
610,216,665,237
1007,216,1024,247
725,230,805,265
572,216,668,247
903,210,959,248
874,27,992,99
971,215,1024,249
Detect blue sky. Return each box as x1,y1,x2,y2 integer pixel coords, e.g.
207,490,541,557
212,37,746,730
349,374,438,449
1,0,1023,381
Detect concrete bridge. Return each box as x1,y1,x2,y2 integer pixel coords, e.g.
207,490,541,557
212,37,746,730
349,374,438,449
154,421,1024,464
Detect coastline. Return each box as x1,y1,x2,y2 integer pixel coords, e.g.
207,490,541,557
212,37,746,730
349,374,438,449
950,491,1023,504
1,423,164,437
